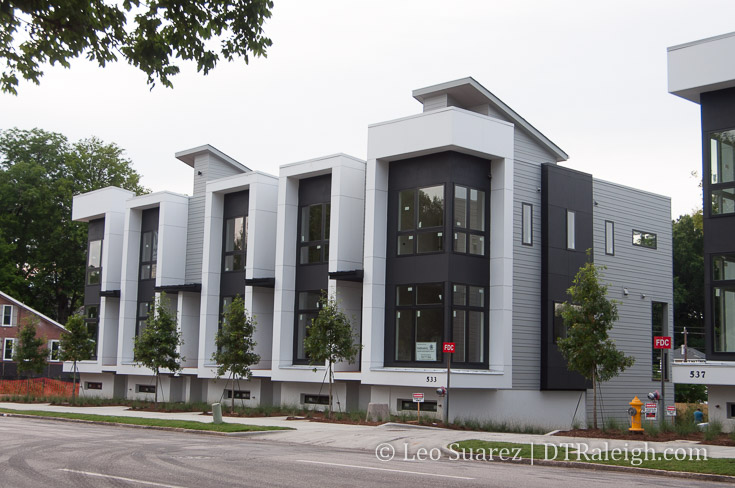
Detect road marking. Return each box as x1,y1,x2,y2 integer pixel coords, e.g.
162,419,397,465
296,460,474,480
58,468,188,488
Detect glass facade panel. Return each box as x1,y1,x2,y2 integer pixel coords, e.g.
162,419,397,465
225,217,245,252
454,186,467,228
714,287,735,352
399,189,416,231
468,311,483,362
469,235,484,256
397,235,414,255
453,232,466,253
298,291,322,310
452,310,466,363
88,240,102,268
395,311,413,361
416,284,443,304
469,286,484,307
711,129,735,184
711,187,735,215
714,255,735,281
396,285,414,306
418,186,443,228
469,189,484,231
417,231,443,253
452,284,467,306
87,269,101,285
415,309,442,361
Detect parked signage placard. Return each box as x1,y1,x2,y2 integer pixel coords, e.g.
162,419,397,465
412,393,424,403
443,342,456,353
653,336,672,349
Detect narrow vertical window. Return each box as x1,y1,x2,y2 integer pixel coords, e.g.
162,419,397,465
1,305,12,326
453,185,486,256
605,221,614,255
566,210,575,250
652,302,667,380
87,239,102,285
299,203,330,264
85,305,99,360
3,338,15,361
48,340,60,361
140,230,158,280
224,216,247,271
522,203,533,246
294,291,323,362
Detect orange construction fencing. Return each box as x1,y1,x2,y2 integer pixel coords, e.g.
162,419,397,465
0,378,79,398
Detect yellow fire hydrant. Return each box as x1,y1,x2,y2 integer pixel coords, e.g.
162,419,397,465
628,396,644,432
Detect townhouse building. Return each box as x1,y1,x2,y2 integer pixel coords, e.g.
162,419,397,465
69,78,672,428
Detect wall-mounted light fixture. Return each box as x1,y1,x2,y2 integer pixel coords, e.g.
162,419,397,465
197,170,203,176
623,287,629,296
594,200,599,206
641,293,647,299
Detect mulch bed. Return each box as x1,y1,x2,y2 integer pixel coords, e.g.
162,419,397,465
554,428,735,446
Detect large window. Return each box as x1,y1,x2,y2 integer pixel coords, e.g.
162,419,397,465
395,284,444,363
223,216,247,272
397,186,444,255
299,203,330,264
85,305,99,360
135,301,151,338
451,284,485,364
714,255,735,280
633,230,657,249
139,230,158,280
710,130,735,215
87,239,102,285
1,305,12,326
3,338,14,361
294,291,323,362
453,185,485,255
652,302,667,380
713,254,735,353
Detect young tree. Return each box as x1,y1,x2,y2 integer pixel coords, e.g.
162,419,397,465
303,293,361,419
133,293,183,404
0,0,274,94
557,254,635,429
212,296,260,414
60,314,95,400
13,317,48,393
673,210,705,350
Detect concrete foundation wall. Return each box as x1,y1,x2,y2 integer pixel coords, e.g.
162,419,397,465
708,385,735,433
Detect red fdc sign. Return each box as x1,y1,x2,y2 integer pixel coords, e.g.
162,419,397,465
443,342,456,353
653,336,672,349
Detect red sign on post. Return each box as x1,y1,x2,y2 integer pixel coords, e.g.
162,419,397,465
443,342,456,353
653,336,672,349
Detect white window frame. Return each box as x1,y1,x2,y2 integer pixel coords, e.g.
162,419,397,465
48,340,61,361
1,304,13,327
3,338,15,361
566,210,576,250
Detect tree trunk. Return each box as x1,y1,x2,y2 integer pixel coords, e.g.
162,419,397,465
155,372,159,405
328,361,333,420
592,370,597,429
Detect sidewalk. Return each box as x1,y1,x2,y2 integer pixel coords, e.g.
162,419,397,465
2,402,734,459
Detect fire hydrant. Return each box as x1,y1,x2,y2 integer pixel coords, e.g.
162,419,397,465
628,396,644,432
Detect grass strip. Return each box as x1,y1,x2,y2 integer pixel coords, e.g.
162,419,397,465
0,408,292,433
450,440,735,477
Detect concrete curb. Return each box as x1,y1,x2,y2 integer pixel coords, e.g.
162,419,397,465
441,446,735,484
378,422,445,431
2,413,291,437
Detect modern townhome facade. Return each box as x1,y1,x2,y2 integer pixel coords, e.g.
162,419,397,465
668,32,735,432
70,78,672,429
0,290,67,379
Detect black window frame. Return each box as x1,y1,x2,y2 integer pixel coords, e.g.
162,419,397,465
451,283,487,365
399,399,438,412
86,239,103,285
298,203,331,265
84,304,99,360
303,394,330,405
452,184,487,256
632,229,657,249
136,384,156,394
396,185,446,257
651,301,669,381
522,203,533,246
605,220,615,256
225,389,251,399
139,230,158,281
222,216,248,272
709,128,735,217
293,290,324,365
135,300,152,338
86,382,103,390
566,210,576,250
394,283,445,364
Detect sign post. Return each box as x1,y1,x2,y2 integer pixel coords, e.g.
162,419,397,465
654,336,672,426
442,342,455,425
412,393,424,423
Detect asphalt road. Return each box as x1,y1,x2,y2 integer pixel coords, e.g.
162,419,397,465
0,417,729,487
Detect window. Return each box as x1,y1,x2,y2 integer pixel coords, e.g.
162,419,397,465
225,390,251,400
605,221,614,255
1,304,12,326
451,284,485,364
453,185,486,255
139,230,158,280
522,203,533,246
85,305,99,360
136,384,156,394
294,291,323,362
553,303,567,342
87,239,102,285
714,255,735,281
728,403,735,419
397,186,444,255
86,382,102,390
48,340,60,361
303,394,330,405
395,283,444,363
136,301,152,338
299,203,330,264
633,230,657,249
3,338,15,361
566,210,575,250
714,287,735,353
399,399,438,412
710,130,735,215
652,302,668,380
223,216,247,272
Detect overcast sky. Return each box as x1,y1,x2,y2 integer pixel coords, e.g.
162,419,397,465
2,0,734,217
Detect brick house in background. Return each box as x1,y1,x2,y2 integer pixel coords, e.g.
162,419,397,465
0,290,68,379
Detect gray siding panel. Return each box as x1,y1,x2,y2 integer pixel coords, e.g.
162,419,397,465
589,180,673,426
512,160,543,389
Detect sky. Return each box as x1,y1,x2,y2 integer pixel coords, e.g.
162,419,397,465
2,0,734,218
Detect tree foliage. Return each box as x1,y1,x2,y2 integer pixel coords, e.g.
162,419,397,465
557,254,635,429
672,210,704,351
0,0,274,94
212,295,260,413
0,127,146,324
133,293,182,403
13,317,47,377
303,293,361,418
60,313,95,400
